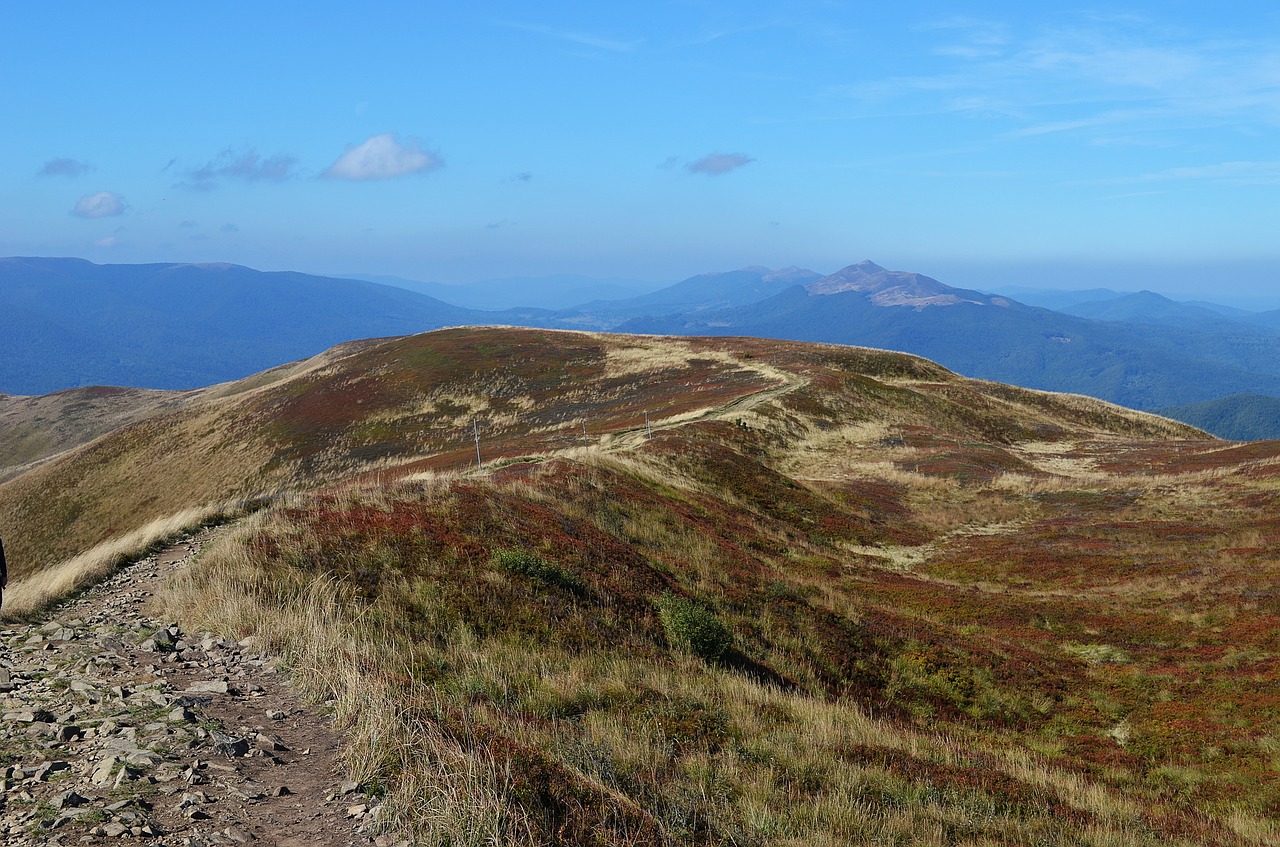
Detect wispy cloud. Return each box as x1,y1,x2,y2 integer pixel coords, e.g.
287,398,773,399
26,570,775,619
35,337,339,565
503,171,533,183
220,222,240,233
72,191,126,218
836,15,1280,143
687,152,755,176
181,148,298,190
919,15,1009,60
39,157,93,177
1100,160,1280,186
94,236,118,248
323,133,443,181
501,21,640,53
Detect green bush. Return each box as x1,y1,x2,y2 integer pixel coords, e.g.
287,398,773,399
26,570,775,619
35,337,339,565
493,549,583,594
657,594,731,661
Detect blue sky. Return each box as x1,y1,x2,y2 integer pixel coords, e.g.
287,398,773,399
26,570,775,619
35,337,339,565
3,2,1279,300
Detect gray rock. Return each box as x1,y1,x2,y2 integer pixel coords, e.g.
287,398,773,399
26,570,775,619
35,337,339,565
187,680,231,694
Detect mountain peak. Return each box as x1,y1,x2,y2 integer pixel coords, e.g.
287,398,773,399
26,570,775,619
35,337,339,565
806,262,1006,310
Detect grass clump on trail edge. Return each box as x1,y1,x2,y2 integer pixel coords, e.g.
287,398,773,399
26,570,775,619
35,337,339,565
657,593,732,661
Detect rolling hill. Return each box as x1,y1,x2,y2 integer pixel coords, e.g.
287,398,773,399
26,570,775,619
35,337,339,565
6,327,1280,845
0,385,184,482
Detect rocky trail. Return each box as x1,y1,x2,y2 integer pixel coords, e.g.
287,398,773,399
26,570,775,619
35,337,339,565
0,527,408,847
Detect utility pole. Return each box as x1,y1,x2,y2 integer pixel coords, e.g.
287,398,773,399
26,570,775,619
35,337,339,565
644,410,653,439
473,419,483,470
580,419,589,448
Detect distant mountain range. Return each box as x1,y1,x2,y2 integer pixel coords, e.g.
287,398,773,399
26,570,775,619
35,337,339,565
4,256,1280,439
1153,394,1280,441
0,257,491,394
340,272,667,311
617,261,1280,413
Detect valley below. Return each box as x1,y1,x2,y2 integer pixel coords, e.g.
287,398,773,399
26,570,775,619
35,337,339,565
3,327,1280,846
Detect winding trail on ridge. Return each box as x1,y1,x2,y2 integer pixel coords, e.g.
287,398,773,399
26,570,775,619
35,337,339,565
0,527,405,847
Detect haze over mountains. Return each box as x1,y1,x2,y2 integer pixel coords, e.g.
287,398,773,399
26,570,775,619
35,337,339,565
341,272,669,312
0,257,490,394
4,255,1280,438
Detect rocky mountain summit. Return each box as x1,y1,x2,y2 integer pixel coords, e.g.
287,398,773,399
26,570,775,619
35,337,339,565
0,529,407,847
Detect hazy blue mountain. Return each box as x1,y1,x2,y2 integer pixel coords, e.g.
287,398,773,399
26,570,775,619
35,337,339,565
344,273,666,311
0,257,490,394
1154,393,1280,441
620,262,1280,410
11,255,1280,418
1184,300,1261,320
1059,290,1259,331
1236,308,1280,334
986,286,1133,310
547,266,824,330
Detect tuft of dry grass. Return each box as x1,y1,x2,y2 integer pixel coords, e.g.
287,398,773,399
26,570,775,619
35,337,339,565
1,501,240,620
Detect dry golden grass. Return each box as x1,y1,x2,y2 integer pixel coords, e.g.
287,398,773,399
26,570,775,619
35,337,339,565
152,466,1254,846
157,515,538,846
1,501,237,620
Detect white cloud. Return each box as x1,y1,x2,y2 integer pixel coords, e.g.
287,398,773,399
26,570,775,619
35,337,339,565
94,236,118,248
323,133,442,181
72,191,126,218
687,152,755,176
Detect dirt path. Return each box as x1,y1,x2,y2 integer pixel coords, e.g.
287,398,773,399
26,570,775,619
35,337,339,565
601,364,807,453
0,527,407,847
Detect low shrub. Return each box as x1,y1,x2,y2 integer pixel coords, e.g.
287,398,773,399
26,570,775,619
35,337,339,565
493,549,583,594
657,593,731,661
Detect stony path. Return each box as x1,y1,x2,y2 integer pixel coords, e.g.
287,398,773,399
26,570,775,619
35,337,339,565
0,527,409,847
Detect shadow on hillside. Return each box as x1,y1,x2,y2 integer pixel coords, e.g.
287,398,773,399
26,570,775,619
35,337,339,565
719,647,801,693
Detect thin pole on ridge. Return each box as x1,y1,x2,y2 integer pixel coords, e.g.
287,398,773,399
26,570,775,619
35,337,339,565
644,410,652,439
473,419,483,470
580,419,589,448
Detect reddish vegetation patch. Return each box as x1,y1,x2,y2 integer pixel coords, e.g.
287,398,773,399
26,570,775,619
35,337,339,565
1094,440,1280,475
250,329,780,477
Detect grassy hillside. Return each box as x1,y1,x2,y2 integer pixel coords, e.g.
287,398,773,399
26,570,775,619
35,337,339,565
0,385,185,481
12,328,1280,846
